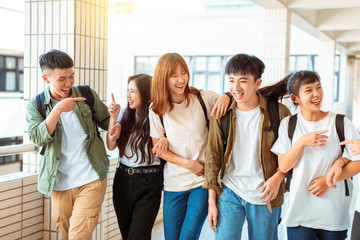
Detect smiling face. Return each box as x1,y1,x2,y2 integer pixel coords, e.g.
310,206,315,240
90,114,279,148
291,81,323,113
127,80,142,113
42,68,74,101
167,64,189,102
228,73,262,110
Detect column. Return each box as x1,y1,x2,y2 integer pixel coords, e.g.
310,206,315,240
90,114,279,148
24,1,112,239
262,7,291,85
317,40,336,111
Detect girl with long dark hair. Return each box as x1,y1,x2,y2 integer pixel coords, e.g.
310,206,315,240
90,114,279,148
107,74,167,240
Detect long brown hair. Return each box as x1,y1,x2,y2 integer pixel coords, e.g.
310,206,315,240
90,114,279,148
150,53,198,115
117,74,154,165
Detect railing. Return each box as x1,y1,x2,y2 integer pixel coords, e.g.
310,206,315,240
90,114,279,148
0,144,38,156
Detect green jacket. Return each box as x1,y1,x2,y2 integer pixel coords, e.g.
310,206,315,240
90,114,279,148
26,86,110,196
203,93,291,211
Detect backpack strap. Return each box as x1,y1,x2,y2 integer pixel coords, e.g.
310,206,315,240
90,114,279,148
159,115,167,138
220,109,231,179
77,85,100,138
35,91,47,155
336,114,345,153
267,98,280,139
196,92,209,130
335,114,350,196
284,114,298,192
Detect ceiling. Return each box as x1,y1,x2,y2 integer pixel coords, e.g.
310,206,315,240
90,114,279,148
251,0,360,56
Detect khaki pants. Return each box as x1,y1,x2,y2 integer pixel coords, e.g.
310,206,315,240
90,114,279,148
51,178,107,240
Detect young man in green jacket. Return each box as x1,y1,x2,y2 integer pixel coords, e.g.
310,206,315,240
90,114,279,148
26,50,110,239
203,54,291,240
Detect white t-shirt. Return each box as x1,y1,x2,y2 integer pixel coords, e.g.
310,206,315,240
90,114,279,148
54,110,99,191
116,108,160,167
149,90,219,191
271,111,360,231
222,106,265,205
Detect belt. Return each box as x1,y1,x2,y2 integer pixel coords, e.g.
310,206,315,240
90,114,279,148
119,164,160,176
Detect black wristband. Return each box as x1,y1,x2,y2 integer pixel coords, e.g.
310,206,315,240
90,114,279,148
224,92,232,98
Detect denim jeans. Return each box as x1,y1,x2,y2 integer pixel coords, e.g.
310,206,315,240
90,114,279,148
215,184,281,240
287,226,347,240
163,186,208,240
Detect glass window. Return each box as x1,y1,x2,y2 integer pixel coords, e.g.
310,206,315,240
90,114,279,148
0,56,4,68
5,57,16,70
295,56,308,70
289,56,296,72
6,72,16,91
135,57,148,71
208,57,221,71
18,58,24,70
195,57,207,71
0,55,24,93
207,74,221,92
193,74,206,89
19,73,24,92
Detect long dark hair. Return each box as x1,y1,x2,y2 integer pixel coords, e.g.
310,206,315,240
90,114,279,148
116,74,154,165
258,70,321,106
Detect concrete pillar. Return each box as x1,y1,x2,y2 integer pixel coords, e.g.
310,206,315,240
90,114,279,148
23,0,108,173
262,7,291,85
23,1,114,239
353,58,360,127
317,40,336,111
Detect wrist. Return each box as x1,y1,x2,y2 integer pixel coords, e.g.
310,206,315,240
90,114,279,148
224,91,232,98
336,157,346,167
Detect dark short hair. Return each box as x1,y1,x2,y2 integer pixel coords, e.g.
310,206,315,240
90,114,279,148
39,49,73,73
225,54,265,80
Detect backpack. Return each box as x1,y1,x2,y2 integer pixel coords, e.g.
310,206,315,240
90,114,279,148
285,113,350,196
35,85,100,155
158,91,209,182
219,97,280,179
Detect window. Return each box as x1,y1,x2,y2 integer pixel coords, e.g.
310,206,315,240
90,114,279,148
289,54,341,102
0,137,23,165
134,55,231,94
0,55,24,92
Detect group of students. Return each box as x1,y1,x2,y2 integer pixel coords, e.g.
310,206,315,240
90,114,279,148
26,49,360,240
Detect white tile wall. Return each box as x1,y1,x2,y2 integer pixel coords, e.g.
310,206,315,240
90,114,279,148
262,7,290,85
22,1,116,238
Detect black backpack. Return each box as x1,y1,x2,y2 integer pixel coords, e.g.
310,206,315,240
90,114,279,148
219,97,280,179
285,113,351,196
35,85,99,155
158,92,209,181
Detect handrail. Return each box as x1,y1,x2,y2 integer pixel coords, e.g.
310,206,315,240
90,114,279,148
0,144,38,156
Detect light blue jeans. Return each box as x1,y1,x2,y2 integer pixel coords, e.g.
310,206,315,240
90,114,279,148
163,186,208,240
215,185,281,240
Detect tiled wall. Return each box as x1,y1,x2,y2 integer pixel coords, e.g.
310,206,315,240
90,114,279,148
0,159,123,240
0,172,43,240
23,0,108,173
262,7,290,84
21,0,122,239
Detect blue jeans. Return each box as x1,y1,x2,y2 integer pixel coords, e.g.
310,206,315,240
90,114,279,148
287,226,347,240
215,185,281,240
163,186,208,240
